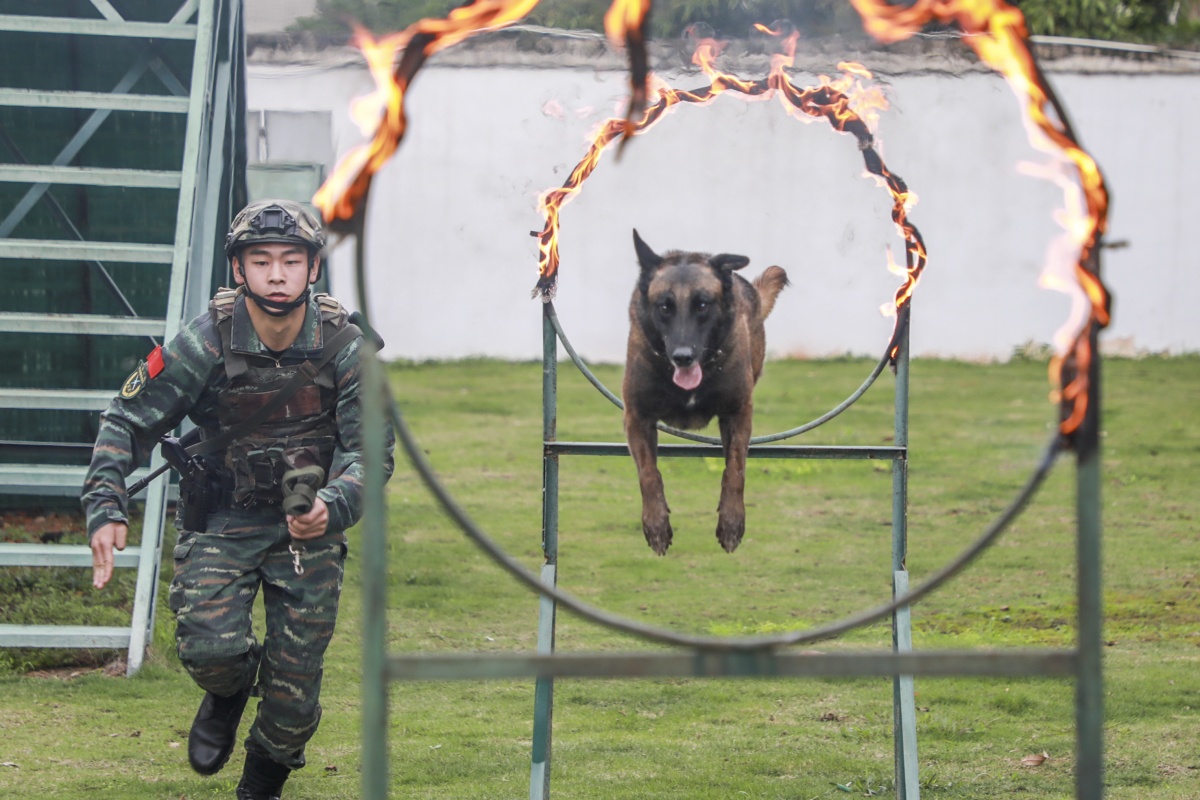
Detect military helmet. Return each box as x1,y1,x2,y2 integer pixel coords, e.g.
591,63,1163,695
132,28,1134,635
224,199,326,258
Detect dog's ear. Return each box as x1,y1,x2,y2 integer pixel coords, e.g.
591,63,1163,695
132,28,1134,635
632,229,663,272
710,253,750,273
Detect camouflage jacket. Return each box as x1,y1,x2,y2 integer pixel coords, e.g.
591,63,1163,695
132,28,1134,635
81,289,394,539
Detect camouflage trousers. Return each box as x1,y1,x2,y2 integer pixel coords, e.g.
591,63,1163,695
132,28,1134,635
168,507,347,771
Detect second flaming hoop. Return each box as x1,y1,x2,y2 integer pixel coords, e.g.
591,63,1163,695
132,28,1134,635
532,29,928,361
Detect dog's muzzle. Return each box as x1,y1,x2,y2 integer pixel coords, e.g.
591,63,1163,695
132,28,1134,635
670,347,696,367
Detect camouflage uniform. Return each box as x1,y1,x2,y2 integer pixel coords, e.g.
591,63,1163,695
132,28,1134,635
82,287,393,771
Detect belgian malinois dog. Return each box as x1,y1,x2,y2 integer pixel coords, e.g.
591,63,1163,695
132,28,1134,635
622,229,789,555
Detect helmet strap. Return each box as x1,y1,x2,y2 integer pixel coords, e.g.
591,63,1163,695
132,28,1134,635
244,285,310,317
234,263,311,317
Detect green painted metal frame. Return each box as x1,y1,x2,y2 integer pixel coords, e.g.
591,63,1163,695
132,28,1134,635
530,306,561,798
1074,323,1105,799
528,303,920,799
385,649,1078,681
891,320,918,797
359,304,1104,799
0,0,247,676
361,333,391,800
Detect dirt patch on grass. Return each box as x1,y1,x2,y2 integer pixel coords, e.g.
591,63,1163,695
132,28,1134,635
0,509,88,544
24,657,127,679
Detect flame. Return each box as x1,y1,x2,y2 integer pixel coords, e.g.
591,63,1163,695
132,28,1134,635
313,28,408,225
534,28,928,358
849,0,1112,437
604,0,651,46
879,246,908,318
830,62,889,131
604,0,654,148
313,0,543,226
314,0,653,226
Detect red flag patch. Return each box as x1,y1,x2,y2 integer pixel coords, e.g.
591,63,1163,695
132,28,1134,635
146,345,164,379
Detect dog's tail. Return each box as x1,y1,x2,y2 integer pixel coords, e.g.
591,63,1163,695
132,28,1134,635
753,266,789,319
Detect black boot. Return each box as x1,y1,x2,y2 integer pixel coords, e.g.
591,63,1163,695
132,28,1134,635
187,687,251,775
235,751,291,800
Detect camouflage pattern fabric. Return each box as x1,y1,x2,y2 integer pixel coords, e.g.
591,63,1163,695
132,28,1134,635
217,355,337,509
81,289,394,770
169,507,345,769
81,290,393,538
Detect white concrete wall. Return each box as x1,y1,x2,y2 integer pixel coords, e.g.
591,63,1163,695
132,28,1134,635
244,0,316,35
248,49,1200,362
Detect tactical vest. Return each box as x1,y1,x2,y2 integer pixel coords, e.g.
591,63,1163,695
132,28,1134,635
208,288,348,509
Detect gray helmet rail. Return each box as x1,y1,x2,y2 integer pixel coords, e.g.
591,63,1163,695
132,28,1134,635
225,198,327,258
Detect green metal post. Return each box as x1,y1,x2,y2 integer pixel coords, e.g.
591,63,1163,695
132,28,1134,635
1075,331,1105,799
531,302,560,799
891,317,919,799
361,344,389,800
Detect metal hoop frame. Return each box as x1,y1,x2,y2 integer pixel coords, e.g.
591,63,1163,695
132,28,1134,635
353,41,1104,800
360,266,1081,800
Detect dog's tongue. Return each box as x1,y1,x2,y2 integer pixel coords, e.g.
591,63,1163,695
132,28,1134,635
673,363,703,391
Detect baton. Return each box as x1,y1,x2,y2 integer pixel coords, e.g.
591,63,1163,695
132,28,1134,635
349,310,386,350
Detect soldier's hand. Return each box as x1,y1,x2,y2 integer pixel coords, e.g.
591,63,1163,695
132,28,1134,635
287,496,329,540
91,521,128,589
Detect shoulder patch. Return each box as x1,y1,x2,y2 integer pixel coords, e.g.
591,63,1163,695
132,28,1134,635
119,362,150,400
209,287,240,322
315,292,347,324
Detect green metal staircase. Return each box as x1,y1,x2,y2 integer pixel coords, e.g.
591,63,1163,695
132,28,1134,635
0,0,246,675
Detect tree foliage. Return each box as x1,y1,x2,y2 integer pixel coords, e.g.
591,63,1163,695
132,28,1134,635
291,0,1198,45
1014,0,1185,40
291,0,862,39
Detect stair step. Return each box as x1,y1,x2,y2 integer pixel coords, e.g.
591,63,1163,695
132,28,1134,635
0,164,182,189
0,464,159,496
0,14,196,40
0,312,166,336
0,543,142,568
0,87,188,114
0,388,116,411
0,238,173,263
0,624,131,649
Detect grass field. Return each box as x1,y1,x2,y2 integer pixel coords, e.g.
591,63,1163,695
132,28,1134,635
1,355,1198,799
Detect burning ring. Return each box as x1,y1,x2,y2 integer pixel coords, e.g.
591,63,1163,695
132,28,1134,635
533,31,927,369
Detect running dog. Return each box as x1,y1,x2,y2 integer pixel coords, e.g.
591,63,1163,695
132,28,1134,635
622,229,789,555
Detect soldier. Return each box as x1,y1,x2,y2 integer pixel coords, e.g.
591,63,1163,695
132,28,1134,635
83,199,393,800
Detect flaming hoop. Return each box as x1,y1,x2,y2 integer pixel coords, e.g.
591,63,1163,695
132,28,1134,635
532,28,926,364
337,8,1111,794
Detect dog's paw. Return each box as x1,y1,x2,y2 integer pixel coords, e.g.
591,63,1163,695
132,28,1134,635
642,519,673,556
715,514,745,553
